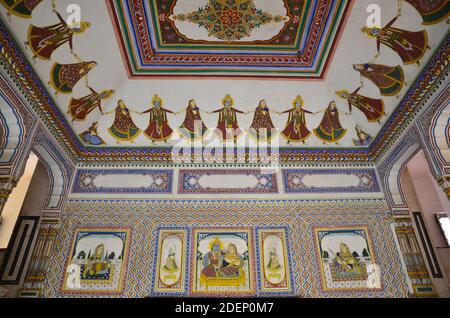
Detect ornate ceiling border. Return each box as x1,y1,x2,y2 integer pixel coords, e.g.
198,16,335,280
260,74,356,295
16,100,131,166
107,0,351,79
0,19,448,166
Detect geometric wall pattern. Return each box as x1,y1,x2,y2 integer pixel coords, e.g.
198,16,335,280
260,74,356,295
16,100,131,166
42,199,409,297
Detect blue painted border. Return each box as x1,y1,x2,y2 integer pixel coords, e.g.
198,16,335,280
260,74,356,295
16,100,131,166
71,169,173,194
282,169,381,193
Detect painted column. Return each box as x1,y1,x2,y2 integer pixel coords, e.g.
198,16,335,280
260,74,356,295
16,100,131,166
394,217,437,297
19,219,59,298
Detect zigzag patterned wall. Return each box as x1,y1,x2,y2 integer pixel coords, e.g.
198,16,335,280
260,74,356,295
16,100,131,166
42,199,410,298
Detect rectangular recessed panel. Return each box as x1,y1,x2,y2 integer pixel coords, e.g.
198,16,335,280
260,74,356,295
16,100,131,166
71,169,173,194
283,169,380,193
178,169,278,193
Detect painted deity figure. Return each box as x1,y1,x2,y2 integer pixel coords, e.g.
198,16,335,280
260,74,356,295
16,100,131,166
221,243,243,277
212,95,245,141
69,87,114,121
79,122,105,146
353,63,405,97
201,239,224,278
82,244,111,279
106,100,141,142
266,247,283,273
401,0,450,25
201,239,244,279
141,95,176,143
353,125,373,146
179,99,208,140
49,60,97,94
281,95,314,144
27,9,90,60
336,88,385,123
162,245,179,274
333,243,362,274
248,100,277,142
1,0,44,18
362,15,429,65
314,101,347,143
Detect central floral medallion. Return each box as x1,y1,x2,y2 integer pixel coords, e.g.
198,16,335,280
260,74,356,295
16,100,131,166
170,0,289,41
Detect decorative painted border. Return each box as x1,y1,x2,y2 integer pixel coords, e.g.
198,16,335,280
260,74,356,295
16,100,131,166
59,225,132,296
71,169,173,194
255,226,295,296
108,0,351,78
189,226,256,296
0,217,39,285
150,227,190,296
282,169,380,193
178,169,278,194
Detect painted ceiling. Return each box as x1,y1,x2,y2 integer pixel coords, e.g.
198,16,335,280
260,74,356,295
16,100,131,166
0,0,449,164
110,0,349,78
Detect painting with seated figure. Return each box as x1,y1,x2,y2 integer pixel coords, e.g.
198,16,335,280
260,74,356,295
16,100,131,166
61,227,131,296
257,228,294,294
191,228,255,296
314,226,382,293
152,229,188,295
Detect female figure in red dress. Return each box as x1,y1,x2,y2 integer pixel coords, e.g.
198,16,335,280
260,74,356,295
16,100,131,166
106,100,141,143
49,59,97,94
179,99,208,141
361,14,429,65
212,94,245,141
27,9,90,60
141,95,178,143
335,88,385,123
353,63,405,97
281,95,314,144
69,87,114,121
248,100,277,142
400,0,449,25
314,101,347,144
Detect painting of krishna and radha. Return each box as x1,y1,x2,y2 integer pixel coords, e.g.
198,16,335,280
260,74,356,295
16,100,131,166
193,230,255,294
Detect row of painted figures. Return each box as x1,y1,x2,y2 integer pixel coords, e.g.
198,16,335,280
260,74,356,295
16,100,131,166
79,94,376,146
1,0,448,147
21,4,434,96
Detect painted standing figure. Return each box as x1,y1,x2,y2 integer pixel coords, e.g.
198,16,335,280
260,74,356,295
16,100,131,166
141,95,177,143
353,63,405,97
49,60,97,94
336,88,385,123
401,0,450,25
27,9,90,60
1,0,45,18
314,101,347,143
248,100,277,142
106,100,141,142
361,15,429,65
79,122,105,146
281,95,314,144
212,94,245,141
69,87,114,121
179,99,208,140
